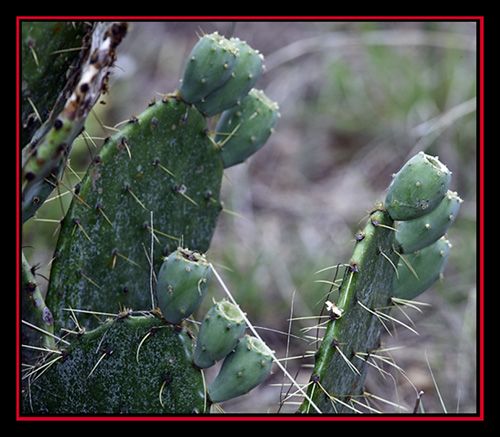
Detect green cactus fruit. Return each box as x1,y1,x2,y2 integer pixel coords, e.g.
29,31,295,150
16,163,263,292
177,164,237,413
385,152,452,221
396,190,462,253
207,335,273,403
215,88,279,168
195,38,264,117
156,248,211,324
193,299,246,368
392,236,452,301
178,32,239,104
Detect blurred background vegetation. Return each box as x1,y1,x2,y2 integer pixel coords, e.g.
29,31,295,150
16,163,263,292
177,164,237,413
22,20,478,415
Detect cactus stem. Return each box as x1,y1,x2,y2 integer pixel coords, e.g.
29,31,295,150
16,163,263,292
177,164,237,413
331,341,360,376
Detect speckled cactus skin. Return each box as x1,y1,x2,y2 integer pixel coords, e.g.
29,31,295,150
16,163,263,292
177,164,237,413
23,315,207,414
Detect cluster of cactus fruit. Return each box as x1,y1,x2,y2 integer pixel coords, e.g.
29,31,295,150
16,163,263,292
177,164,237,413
21,24,279,414
21,22,461,416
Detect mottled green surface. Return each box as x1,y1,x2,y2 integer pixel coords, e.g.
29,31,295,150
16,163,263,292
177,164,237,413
46,97,223,332
22,315,206,414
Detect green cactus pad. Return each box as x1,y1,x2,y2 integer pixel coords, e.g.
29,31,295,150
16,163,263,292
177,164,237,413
385,152,452,221
395,190,462,253
207,335,273,404
22,315,207,414
195,38,264,117
193,299,246,368
215,88,279,168
392,236,452,301
45,97,223,332
157,248,212,324
178,32,239,104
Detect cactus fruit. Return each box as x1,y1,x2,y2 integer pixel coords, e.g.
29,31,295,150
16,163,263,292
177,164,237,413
193,299,246,368
22,315,207,414
385,152,452,221
392,236,452,301
195,37,264,117
395,190,462,253
156,248,212,325
207,335,273,404
215,88,280,168
178,32,239,104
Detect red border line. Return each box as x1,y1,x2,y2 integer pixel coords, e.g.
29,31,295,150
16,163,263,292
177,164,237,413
16,15,485,422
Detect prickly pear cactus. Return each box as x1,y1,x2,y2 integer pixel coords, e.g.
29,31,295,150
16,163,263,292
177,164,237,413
298,152,461,414
21,24,278,415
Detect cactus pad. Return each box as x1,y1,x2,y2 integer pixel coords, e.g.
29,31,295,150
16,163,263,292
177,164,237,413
45,96,223,332
22,315,207,414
